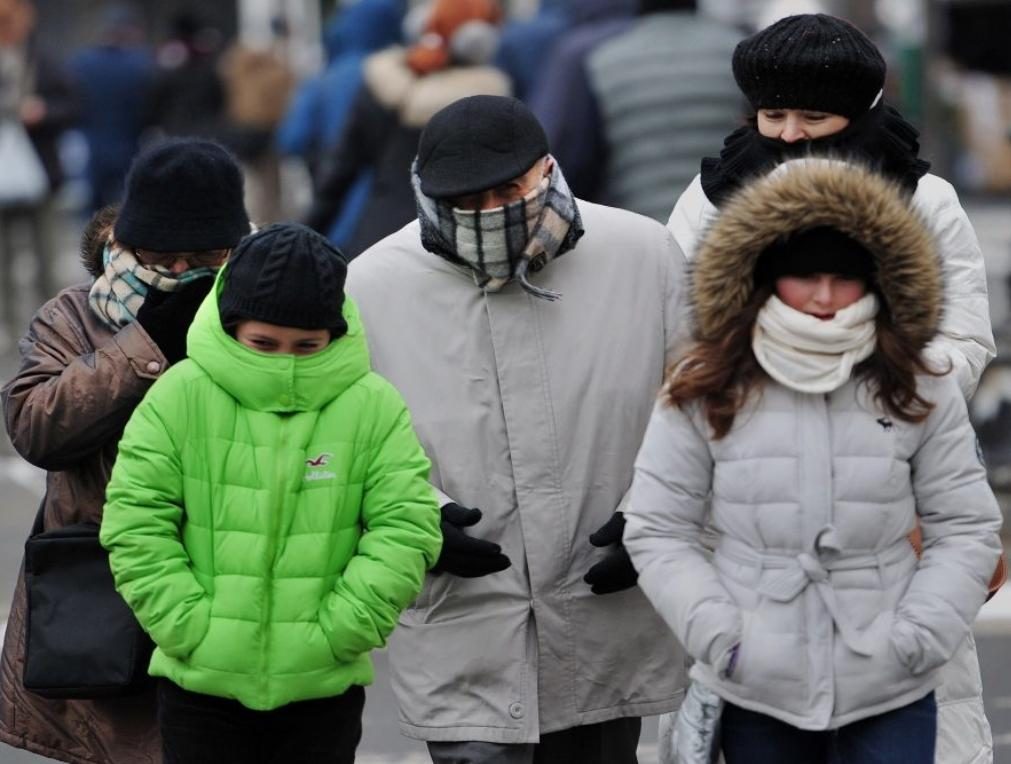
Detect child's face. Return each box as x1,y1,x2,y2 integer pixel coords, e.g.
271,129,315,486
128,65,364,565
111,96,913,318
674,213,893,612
775,274,867,320
235,320,330,356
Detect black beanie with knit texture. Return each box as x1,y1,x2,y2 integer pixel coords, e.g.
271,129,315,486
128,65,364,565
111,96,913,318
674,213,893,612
219,223,348,340
755,226,877,286
114,138,250,252
732,14,886,119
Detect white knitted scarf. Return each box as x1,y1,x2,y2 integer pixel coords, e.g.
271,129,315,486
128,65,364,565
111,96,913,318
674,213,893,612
752,293,879,393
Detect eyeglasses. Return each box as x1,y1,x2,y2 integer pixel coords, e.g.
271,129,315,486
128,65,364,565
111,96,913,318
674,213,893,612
134,248,230,269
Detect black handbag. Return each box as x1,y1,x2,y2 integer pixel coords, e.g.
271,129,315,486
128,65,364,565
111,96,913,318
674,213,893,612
22,504,153,698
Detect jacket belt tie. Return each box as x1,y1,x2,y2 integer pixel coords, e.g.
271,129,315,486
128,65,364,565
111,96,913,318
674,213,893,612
718,531,913,658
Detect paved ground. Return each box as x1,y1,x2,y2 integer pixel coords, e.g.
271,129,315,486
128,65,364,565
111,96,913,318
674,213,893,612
0,197,1008,763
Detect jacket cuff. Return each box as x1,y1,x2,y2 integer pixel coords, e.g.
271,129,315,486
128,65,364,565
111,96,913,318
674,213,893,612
113,321,168,381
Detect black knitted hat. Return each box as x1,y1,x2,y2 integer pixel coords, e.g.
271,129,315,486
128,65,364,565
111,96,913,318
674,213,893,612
417,95,549,199
732,14,886,118
219,223,348,339
114,138,250,252
755,226,876,285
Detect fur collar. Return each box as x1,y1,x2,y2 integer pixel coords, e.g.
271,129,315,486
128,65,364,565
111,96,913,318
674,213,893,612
692,159,942,352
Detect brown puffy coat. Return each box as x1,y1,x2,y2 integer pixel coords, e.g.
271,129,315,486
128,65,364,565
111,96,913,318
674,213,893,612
0,261,167,763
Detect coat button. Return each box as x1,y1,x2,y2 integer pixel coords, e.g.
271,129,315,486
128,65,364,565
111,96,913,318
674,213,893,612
508,702,524,719
145,361,161,374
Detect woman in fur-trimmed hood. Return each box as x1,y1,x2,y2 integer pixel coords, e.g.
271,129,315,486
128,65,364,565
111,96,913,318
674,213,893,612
624,159,1003,762
667,13,993,404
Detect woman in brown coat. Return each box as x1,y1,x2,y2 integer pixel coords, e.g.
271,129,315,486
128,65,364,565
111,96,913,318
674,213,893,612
0,138,249,764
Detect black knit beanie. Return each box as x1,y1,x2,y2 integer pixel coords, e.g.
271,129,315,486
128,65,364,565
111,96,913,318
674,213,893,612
114,138,250,252
732,14,886,119
219,223,349,339
755,227,876,286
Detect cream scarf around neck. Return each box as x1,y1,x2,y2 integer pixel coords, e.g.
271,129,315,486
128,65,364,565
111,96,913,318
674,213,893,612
752,293,879,393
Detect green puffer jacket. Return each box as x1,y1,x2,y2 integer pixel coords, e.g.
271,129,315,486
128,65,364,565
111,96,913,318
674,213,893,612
100,276,441,711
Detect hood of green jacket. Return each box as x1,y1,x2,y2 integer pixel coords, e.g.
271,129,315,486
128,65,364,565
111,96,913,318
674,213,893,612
185,267,371,413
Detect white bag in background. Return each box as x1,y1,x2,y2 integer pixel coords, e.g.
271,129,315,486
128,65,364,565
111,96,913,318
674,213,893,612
0,118,47,206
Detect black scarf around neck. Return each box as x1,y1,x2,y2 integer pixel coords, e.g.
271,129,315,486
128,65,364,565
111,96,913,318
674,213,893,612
700,104,931,207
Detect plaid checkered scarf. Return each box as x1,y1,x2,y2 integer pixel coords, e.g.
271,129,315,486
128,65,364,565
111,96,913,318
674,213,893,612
413,156,584,301
88,241,217,330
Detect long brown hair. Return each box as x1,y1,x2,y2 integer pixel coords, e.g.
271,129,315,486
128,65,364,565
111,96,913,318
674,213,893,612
665,287,941,439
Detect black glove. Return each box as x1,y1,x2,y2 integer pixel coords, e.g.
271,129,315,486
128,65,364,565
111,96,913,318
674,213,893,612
583,511,638,595
432,503,512,578
136,277,215,365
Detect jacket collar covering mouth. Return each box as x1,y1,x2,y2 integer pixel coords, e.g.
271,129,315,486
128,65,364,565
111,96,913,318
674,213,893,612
184,267,371,413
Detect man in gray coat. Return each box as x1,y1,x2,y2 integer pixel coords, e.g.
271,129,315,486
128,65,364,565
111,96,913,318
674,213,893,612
346,95,688,763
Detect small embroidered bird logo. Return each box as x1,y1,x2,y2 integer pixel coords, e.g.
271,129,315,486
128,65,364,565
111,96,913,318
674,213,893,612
876,417,894,432
305,453,332,467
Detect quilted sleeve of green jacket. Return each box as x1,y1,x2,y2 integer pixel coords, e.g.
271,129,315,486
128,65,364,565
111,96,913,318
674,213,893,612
318,384,442,662
100,369,212,660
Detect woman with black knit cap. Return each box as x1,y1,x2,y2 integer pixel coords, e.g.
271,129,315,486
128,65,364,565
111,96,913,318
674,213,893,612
663,15,1004,763
630,158,1002,764
668,13,993,402
0,138,249,764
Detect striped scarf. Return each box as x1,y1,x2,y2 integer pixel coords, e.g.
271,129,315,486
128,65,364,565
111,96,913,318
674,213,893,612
88,241,217,330
413,156,584,301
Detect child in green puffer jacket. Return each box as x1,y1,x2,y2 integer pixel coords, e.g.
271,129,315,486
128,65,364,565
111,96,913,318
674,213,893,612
101,222,442,764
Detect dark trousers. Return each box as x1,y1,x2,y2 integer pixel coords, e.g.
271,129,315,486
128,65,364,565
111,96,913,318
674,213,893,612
157,679,365,764
721,692,937,764
427,717,642,764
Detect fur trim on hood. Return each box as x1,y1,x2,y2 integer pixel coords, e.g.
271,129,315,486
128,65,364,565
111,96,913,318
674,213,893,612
692,159,942,352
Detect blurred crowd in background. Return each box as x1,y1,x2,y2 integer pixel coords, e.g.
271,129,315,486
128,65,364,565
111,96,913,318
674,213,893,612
2,0,1011,441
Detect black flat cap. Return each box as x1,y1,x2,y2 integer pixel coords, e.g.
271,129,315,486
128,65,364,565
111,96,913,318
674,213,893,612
416,95,549,199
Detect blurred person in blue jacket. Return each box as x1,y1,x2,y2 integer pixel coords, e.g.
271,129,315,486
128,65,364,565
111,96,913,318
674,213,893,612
494,0,568,102
277,0,403,248
528,0,636,199
304,0,509,260
70,4,154,213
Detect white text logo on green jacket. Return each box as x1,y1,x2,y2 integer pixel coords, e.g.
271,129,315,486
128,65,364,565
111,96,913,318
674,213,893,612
305,452,336,482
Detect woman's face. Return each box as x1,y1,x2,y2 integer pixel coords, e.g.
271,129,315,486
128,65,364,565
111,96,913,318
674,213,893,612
775,274,867,320
235,320,330,356
756,109,850,143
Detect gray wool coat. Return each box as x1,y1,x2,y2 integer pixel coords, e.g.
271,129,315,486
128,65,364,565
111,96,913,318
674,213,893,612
346,200,690,743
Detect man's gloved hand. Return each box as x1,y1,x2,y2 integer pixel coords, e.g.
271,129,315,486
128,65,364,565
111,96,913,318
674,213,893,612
583,511,638,595
432,503,512,578
136,277,215,365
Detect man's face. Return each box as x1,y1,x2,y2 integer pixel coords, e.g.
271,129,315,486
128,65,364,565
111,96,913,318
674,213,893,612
449,157,551,212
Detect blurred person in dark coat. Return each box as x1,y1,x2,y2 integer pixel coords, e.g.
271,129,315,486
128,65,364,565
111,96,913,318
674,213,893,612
278,0,404,247
218,17,295,224
585,0,742,221
70,4,154,212
494,0,568,102
527,0,635,199
0,0,78,336
304,0,510,260
144,11,225,139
